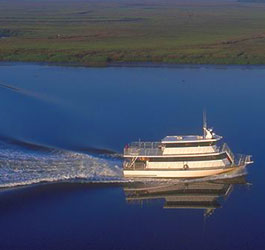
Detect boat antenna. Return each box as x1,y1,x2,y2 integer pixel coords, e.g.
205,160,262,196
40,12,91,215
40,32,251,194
203,110,207,138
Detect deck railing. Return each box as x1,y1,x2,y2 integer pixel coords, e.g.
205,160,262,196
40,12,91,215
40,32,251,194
222,143,235,163
235,154,252,166
127,141,162,148
124,141,163,156
123,161,146,170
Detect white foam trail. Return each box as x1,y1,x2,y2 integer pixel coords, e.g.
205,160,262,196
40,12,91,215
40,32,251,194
0,140,125,188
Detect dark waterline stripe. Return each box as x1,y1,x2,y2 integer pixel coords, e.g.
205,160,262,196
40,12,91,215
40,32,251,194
147,153,227,162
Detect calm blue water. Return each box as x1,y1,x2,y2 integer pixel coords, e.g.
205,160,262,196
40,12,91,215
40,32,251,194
0,63,264,250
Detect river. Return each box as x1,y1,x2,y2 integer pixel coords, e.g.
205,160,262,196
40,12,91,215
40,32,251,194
0,62,264,250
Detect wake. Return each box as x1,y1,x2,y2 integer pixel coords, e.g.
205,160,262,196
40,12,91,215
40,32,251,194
0,138,124,188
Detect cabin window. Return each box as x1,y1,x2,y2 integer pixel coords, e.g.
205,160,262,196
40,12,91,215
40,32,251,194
148,153,227,162
163,141,217,148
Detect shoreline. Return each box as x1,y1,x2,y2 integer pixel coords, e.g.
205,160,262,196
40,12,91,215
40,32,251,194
1,60,265,69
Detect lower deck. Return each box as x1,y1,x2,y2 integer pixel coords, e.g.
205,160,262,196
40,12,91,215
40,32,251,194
124,158,230,170
123,166,240,178
123,154,252,178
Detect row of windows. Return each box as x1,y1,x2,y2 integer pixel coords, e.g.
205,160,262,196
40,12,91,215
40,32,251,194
163,141,217,148
146,153,227,162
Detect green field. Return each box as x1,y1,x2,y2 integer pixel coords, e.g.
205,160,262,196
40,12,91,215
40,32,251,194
1,0,265,65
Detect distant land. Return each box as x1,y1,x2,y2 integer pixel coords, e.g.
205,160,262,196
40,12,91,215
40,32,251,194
1,0,265,66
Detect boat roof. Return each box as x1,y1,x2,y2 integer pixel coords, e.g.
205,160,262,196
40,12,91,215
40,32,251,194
161,135,222,143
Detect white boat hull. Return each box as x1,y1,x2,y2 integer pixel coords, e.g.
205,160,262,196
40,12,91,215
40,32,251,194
123,167,239,178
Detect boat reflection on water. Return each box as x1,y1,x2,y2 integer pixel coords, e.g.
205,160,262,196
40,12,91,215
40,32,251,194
123,176,248,217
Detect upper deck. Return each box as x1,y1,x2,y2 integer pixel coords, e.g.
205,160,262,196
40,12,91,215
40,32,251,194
124,123,223,157
162,135,222,144
123,133,223,157
124,142,222,157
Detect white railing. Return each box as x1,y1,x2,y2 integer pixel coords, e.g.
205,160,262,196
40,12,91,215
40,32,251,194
123,160,146,170
222,143,235,163
124,141,162,156
235,154,252,166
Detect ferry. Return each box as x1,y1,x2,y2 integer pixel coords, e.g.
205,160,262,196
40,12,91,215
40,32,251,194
123,115,253,178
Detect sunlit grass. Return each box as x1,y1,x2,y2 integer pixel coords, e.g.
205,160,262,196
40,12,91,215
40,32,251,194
1,0,265,65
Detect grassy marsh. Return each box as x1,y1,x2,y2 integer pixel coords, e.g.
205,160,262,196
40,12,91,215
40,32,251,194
1,0,265,65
